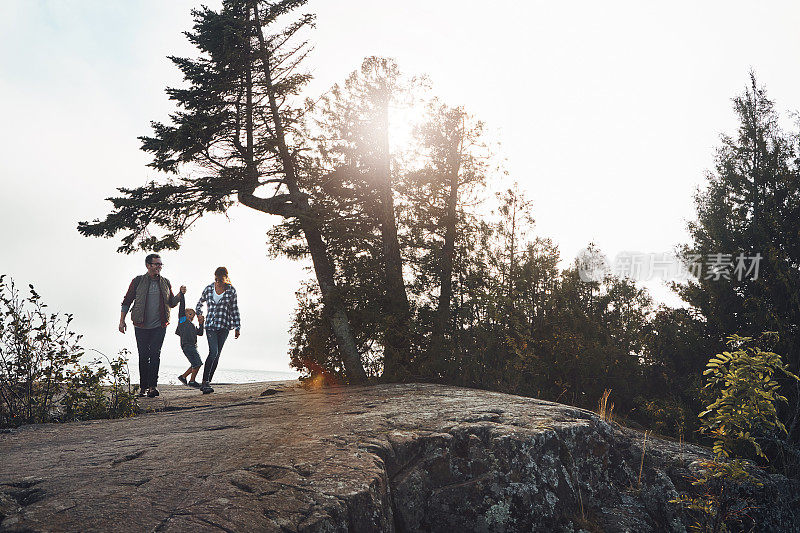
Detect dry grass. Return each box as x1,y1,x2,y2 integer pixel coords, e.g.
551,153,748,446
597,388,614,423
638,430,649,489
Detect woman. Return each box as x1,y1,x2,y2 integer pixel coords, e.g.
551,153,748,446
195,266,241,394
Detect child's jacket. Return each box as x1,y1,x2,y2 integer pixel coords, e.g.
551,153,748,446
176,320,204,347
175,293,204,346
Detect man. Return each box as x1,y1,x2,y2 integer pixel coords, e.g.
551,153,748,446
119,254,184,398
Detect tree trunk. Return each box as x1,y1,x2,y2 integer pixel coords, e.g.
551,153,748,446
374,88,412,382
430,121,463,377
508,199,517,306
247,2,366,383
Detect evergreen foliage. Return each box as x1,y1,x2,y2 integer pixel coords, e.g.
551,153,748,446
78,0,368,382
678,74,800,445
74,0,800,478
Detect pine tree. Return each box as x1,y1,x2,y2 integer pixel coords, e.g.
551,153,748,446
679,74,800,441
284,57,416,381
405,101,489,378
77,0,367,382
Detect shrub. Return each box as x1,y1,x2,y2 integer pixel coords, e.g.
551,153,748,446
674,333,800,532
699,333,798,461
61,349,138,422
0,275,137,427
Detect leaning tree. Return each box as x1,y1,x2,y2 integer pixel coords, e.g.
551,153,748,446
78,0,367,382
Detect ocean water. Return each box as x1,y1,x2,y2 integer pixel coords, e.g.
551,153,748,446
129,363,299,386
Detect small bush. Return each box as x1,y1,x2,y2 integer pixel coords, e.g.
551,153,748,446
699,333,798,461
635,396,693,441
674,333,800,532
0,275,137,427
61,349,138,422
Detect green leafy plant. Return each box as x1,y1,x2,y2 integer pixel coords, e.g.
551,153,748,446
673,458,762,533
0,275,137,427
61,349,138,422
673,333,799,532
700,334,798,460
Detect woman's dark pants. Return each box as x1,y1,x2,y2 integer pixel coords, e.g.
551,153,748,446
203,329,229,383
134,326,166,389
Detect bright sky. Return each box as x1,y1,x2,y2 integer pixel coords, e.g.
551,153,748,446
2,1,799,374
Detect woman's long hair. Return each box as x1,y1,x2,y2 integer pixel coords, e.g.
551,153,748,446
214,266,230,285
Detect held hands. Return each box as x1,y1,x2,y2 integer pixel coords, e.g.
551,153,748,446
198,315,205,324
180,285,187,294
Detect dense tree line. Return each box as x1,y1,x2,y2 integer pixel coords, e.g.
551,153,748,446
78,1,800,474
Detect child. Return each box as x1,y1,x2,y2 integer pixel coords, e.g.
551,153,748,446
176,294,204,387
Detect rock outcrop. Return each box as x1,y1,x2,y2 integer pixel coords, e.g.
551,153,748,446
1,382,797,532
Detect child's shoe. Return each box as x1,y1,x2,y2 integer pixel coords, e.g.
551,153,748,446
178,375,188,386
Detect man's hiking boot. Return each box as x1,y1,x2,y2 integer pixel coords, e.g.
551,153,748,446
178,375,188,386
200,382,214,394
188,381,200,388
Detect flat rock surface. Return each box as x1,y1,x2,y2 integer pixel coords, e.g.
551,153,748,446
1,382,797,532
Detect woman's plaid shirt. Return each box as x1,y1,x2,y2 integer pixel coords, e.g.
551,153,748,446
195,283,241,331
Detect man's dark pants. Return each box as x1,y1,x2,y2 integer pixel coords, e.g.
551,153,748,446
134,326,166,389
